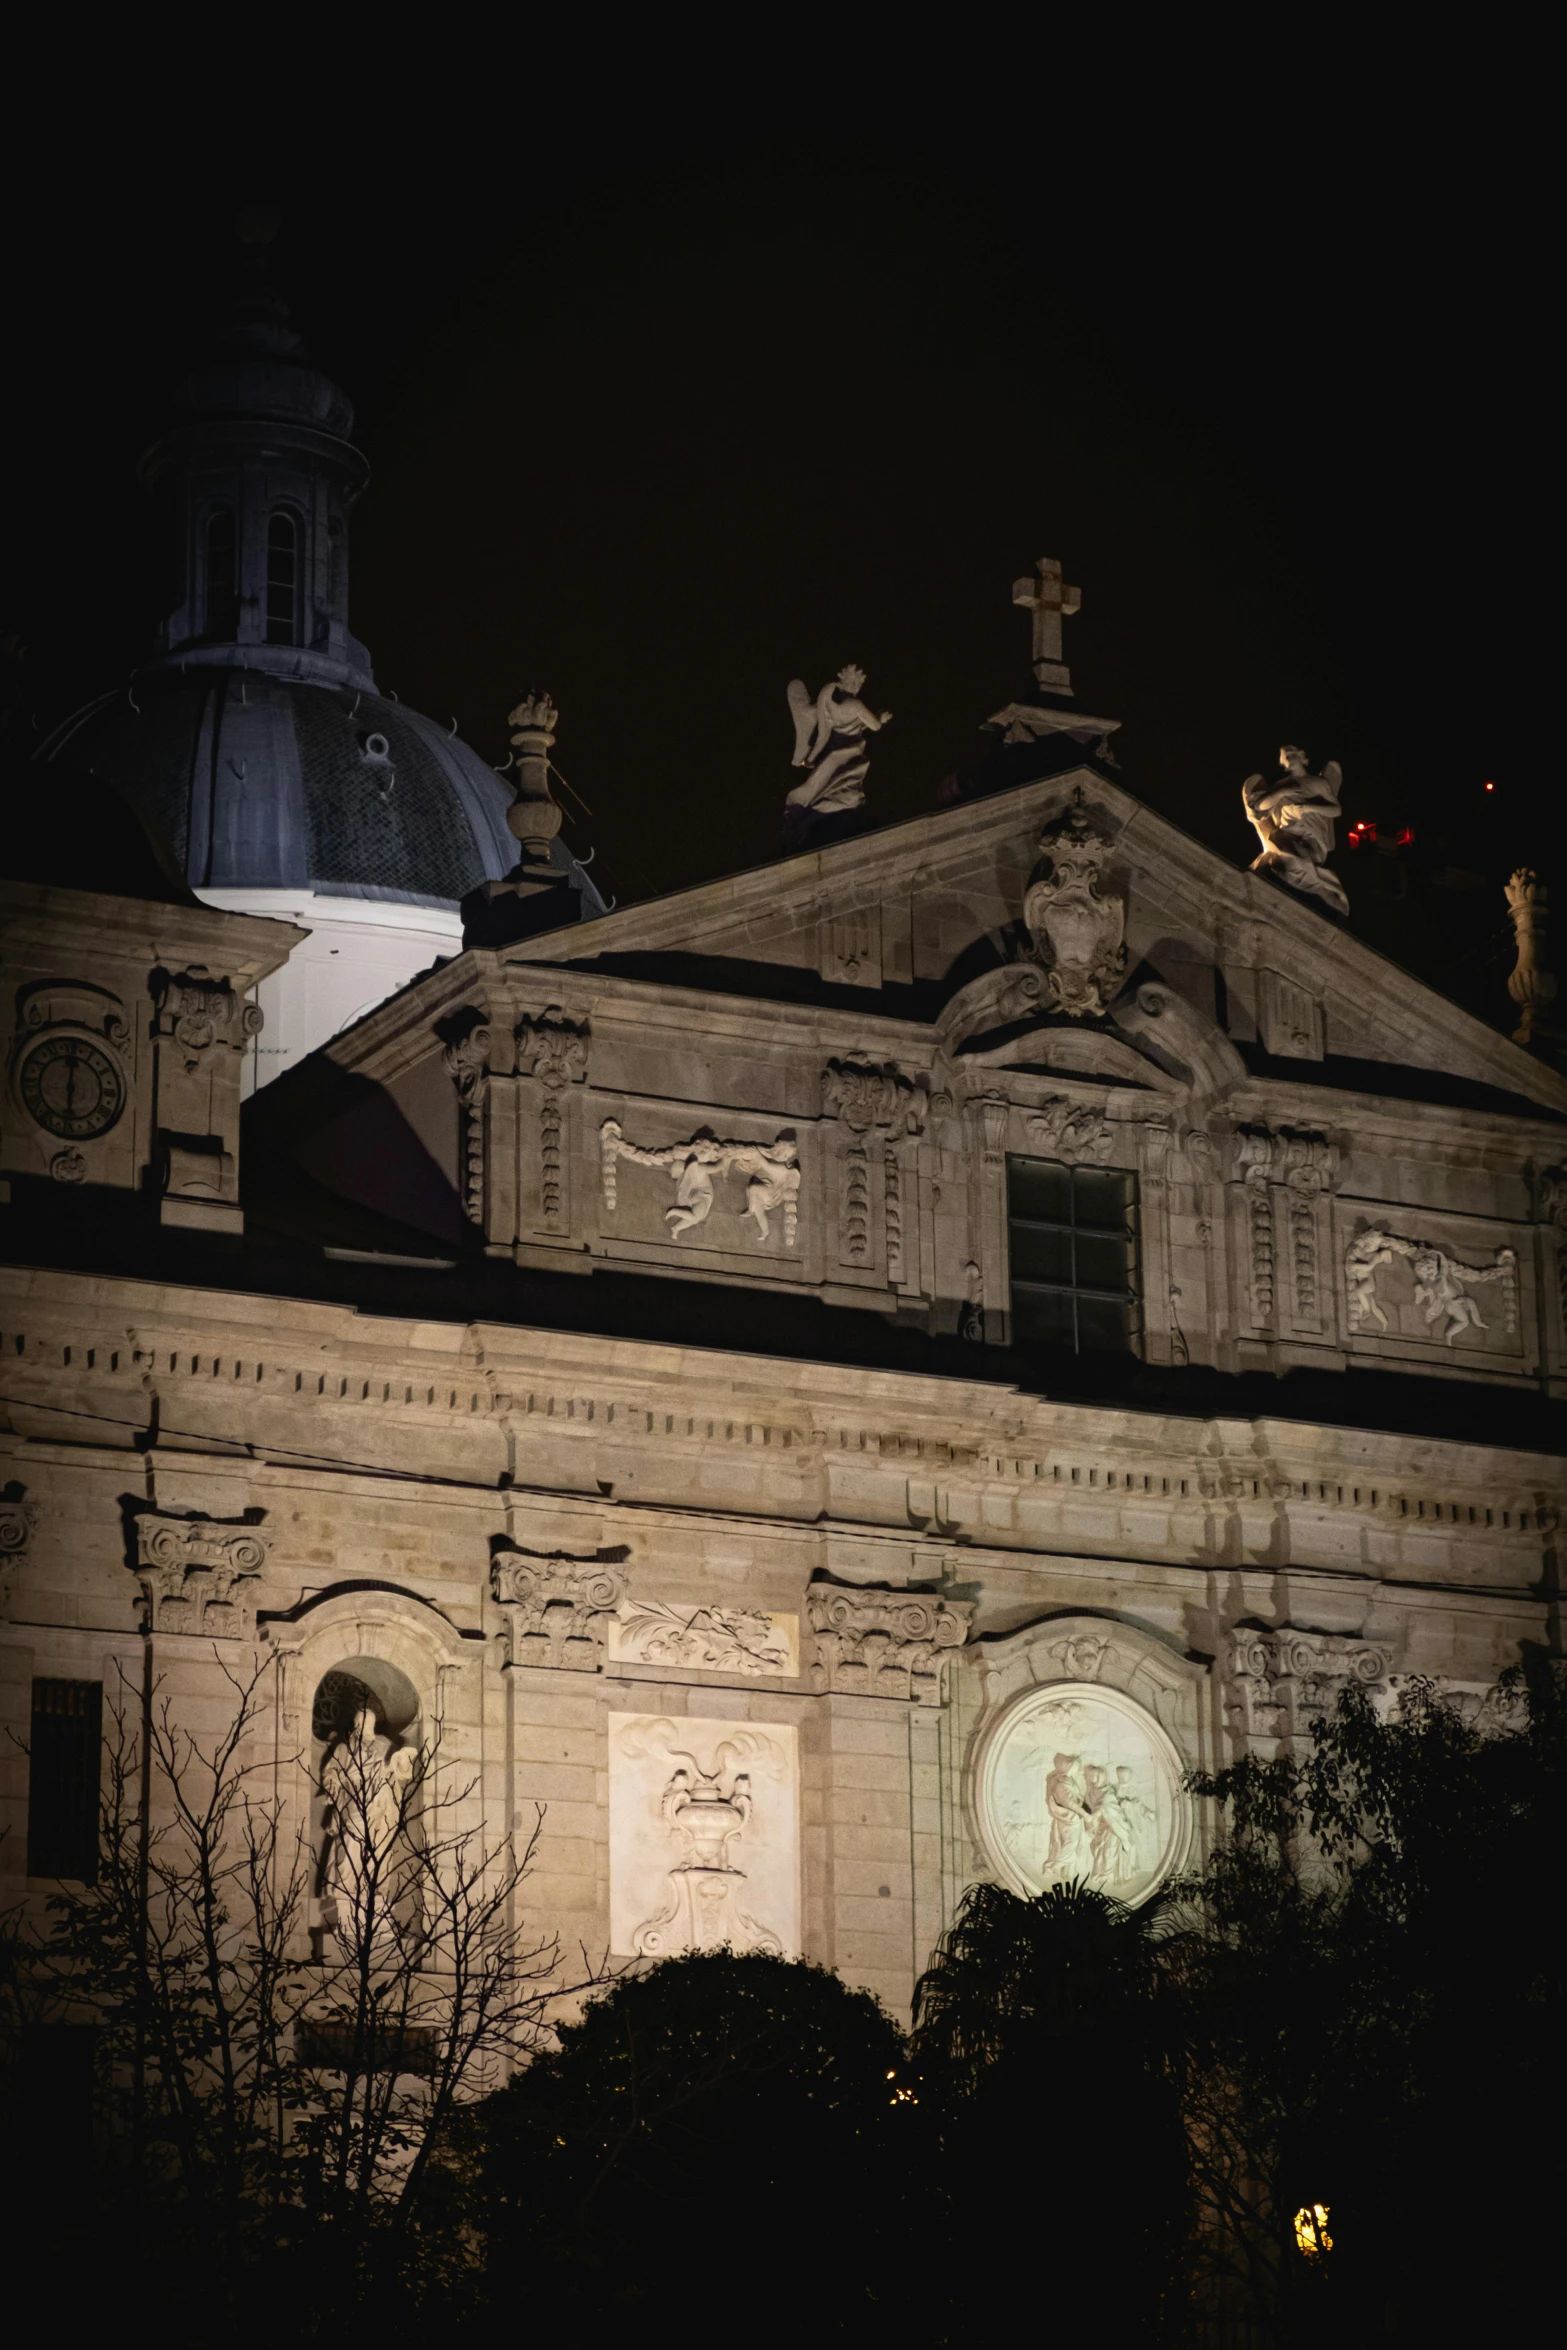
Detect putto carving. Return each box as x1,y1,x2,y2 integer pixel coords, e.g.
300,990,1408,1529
152,967,264,1067
489,1542,630,1670
610,1601,799,1678
1224,1627,1391,1744
133,1514,270,1638
0,1488,38,1619
821,1056,926,1135
1346,1227,1519,1345
1022,792,1128,1017
601,1120,800,1247
1242,746,1349,918
806,1579,974,1705
785,665,891,831
1027,1098,1114,1165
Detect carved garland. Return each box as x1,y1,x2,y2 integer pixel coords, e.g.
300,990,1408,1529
442,1024,492,1226
518,1007,589,1230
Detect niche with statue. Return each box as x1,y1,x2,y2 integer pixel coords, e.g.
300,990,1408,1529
311,1658,425,1960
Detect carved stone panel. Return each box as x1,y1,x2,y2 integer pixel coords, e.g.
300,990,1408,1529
609,1712,800,1957
133,1514,270,1638
975,1681,1190,1909
609,1601,799,1678
807,1579,973,1704
1343,1221,1520,1355
490,1544,628,1669
599,1114,801,1261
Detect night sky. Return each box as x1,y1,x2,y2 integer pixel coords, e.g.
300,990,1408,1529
3,110,1548,950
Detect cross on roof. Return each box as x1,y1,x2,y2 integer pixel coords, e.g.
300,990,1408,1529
1011,556,1080,695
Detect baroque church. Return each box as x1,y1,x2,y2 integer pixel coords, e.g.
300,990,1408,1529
3,254,1563,2023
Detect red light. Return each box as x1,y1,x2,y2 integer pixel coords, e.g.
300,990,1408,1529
1484,780,1496,792
1396,827,1415,847
1348,820,1377,847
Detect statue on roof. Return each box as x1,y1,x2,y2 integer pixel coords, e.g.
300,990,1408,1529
784,666,890,836
1242,746,1349,918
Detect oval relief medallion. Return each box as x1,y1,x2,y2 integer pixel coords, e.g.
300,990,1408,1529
976,1681,1190,1909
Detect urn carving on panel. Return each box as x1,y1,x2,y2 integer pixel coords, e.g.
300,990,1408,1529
1022,794,1128,1018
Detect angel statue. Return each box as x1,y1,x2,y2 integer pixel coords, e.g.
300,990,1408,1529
1242,745,1349,917
784,665,891,838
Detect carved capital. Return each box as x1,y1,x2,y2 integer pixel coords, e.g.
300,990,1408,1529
133,1513,270,1638
806,1578,973,1705
442,1021,493,1106
1223,1626,1390,1744
490,1543,629,1670
152,967,262,1064
517,1006,590,1089
0,1489,38,1620
822,1056,925,1135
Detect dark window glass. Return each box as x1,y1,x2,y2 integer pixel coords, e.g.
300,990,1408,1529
265,510,299,646
204,507,239,640
27,1679,102,1882
1007,1155,1138,1355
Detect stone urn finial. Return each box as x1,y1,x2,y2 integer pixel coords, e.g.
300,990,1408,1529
505,693,563,869
1505,867,1558,1047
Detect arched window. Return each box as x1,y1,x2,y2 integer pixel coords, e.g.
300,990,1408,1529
204,506,239,640
265,509,300,646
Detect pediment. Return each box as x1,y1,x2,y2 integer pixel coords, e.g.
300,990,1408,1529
520,768,1565,1115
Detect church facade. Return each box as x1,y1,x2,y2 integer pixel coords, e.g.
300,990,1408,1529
3,258,1563,2023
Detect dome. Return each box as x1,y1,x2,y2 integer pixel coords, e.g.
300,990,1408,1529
39,666,596,911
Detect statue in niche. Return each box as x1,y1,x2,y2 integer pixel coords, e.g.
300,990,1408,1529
1022,791,1128,1017
318,1705,420,1952
1242,746,1349,917
785,665,891,831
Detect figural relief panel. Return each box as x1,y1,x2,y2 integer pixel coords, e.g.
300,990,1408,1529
1343,1221,1521,1353
599,1116,801,1257
976,1682,1190,1909
609,1713,800,1958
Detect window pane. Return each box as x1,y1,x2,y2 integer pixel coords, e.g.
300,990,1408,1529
28,1680,102,1882
1076,1297,1131,1353
1075,1232,1130,1292
1008,1159,1071,1223
1011,1224,1074,1284
1013,1287,1076,1347
1073,1168,1134,1233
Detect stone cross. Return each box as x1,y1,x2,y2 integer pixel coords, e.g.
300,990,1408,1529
1011,556,1081,693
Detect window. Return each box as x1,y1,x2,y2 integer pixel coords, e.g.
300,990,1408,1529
1007,1155,1138,1353
265,509,300,645
204,506,239,639
27,1679,102,1882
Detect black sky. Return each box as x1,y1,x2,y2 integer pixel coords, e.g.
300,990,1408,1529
2,90,1551,925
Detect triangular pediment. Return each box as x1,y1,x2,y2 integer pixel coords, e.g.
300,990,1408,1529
508,770,1565,1116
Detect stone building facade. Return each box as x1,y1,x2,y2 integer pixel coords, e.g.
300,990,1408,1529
3,263,1563,2023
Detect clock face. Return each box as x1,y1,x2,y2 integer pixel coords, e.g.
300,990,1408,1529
19,1033,127,1142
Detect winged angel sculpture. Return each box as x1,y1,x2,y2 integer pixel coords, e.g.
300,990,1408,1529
785,665,891,834
1242,745,1349,917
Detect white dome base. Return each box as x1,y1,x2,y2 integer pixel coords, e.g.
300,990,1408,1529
196,889,462,1097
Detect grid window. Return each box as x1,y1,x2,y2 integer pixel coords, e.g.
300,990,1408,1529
27,1679,102,1883
204,506,239,640
1007,1155,1138,1353
265,509,300,645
